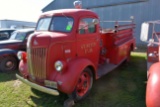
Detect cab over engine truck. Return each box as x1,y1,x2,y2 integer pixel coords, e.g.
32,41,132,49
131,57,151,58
140,20,160,107
16,9,135,102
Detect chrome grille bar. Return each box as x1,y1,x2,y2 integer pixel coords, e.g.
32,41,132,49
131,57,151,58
27,34,47,80
31,48,47,79
27,34,35,80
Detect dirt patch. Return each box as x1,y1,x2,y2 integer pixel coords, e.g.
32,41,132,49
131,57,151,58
13,80,22,88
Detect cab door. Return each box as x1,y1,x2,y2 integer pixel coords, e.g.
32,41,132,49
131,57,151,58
76,17,100,66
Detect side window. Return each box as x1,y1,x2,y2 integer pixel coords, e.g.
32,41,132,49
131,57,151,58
0,32,9,39
79,18,96,34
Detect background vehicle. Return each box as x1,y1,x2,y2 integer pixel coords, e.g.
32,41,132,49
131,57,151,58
0,29,15,40
0,29,34,72
140,20,160,107
16,9,135,102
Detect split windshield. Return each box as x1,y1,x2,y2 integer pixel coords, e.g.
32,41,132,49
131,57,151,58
36,16,74,32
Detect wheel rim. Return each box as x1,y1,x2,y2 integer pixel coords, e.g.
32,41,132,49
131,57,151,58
76,72,91,97
5,61,14,69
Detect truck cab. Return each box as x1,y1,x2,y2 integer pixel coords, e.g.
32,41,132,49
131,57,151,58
16,9,135,102
140,20,160,107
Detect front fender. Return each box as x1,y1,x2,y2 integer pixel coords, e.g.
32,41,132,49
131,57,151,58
19,60,28,78
19,58,96,94
0,49,18,57
54,58,96,94
146,62,160,107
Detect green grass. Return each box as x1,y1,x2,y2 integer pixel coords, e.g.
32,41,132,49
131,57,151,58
0,52,147,107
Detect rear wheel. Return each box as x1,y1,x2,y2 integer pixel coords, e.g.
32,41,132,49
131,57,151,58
71,68,93,102
0,56,18,72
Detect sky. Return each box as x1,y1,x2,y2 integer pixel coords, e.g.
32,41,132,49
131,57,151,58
0,0,53,22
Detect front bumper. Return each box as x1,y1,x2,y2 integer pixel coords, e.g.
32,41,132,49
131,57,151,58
16,74,59,96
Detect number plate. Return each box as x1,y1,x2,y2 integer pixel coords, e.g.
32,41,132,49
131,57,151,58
44,80,57,89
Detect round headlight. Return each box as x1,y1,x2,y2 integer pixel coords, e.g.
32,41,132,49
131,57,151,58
55,61,63,72
17,51,23,60
17,51,27,62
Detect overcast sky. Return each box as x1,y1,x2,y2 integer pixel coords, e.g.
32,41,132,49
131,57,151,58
0,0,53,22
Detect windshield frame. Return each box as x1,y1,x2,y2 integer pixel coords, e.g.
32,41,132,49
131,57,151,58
36,17,52,31
36,16,74,33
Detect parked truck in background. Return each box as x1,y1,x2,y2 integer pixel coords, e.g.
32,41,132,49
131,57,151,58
0,29,34,72
140,20,160,107
0,29,15,40
16,9,135,102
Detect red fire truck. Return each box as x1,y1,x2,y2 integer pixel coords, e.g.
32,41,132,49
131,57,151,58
140,20,160,107
16,9,135,101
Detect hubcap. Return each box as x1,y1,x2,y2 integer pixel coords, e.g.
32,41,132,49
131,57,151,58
6,61,14,69
76,72,91,97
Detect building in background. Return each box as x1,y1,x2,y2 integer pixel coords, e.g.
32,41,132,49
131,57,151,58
0,19,36,29
42,0,160,48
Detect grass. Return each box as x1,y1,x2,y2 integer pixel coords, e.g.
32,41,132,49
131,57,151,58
0,52,147,107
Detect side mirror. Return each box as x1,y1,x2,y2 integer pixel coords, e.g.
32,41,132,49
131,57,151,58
140,22,149,42
92,19,99,25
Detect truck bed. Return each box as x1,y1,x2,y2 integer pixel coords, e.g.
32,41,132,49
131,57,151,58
99,22,135,65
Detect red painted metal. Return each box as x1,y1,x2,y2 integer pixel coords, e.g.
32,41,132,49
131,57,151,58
53,58,95,94
76,72,91,97
22,52,27,62
19,60,28,78
147,45,159,63
146,62,160,107
141,21,160,107
17,9,135,99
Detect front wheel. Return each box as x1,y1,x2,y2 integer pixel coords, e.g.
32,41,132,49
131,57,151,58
71,68,93,102
0,56,18,72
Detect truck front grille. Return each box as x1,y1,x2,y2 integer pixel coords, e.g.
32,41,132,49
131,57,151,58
28,48,47,80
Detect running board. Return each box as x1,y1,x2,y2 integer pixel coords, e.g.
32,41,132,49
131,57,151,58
97,58,126,78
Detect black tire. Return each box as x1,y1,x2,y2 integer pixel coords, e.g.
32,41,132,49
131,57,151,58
71,68,93,102
0,56,18,72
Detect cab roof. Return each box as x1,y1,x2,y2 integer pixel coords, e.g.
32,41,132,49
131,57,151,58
0,29,15,31
40,9,98,18
14,29,34,32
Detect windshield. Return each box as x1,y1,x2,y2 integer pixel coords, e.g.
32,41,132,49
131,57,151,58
9,32,26,40
36,16,74,32
50,16,74,32
36,17,52,31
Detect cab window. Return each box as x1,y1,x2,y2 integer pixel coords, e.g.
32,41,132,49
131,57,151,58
79,18,96,34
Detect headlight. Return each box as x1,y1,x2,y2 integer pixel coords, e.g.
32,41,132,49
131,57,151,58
17,51,27,61
54,61,63,72
17,51,23,60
